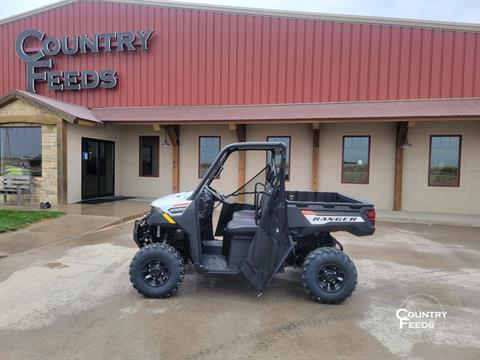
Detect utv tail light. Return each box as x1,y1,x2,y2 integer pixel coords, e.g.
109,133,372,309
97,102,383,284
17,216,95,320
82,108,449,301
367,210,376,226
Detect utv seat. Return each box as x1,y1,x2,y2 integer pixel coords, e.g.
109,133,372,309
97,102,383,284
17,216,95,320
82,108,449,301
225,217,258,235
226,184,273,236
222,215,257,263
230,183,273,224
232,209,255,221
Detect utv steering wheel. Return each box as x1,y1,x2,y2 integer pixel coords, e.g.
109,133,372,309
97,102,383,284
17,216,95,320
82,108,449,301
205,186,228,203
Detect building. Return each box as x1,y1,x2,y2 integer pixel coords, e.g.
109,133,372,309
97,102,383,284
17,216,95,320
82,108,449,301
0,0,479,215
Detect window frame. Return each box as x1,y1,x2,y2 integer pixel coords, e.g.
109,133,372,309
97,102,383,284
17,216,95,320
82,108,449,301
266,135,292,182
0,125,43,177
198,136,221,179
428,135,462,188
138,136,160,178
341,135,371,185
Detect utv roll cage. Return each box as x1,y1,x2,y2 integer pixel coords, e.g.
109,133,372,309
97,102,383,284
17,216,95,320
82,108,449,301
190,142,287,199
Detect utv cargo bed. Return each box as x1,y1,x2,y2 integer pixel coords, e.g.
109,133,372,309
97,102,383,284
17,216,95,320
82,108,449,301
286,191,375,236
287,191,369,205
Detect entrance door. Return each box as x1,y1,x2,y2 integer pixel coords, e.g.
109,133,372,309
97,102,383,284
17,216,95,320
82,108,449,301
81,138,115,199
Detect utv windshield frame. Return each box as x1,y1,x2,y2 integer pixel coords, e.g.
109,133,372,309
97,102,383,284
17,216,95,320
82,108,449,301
190,142,287,200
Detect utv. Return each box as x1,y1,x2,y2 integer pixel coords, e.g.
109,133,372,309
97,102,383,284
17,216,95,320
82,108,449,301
129,142,375,303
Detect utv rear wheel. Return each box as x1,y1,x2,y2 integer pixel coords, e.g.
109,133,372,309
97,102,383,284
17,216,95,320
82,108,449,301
129,243,184,298
302,248,357,304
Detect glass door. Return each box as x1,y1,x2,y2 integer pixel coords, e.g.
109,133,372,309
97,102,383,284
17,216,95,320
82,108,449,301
81,138,115,199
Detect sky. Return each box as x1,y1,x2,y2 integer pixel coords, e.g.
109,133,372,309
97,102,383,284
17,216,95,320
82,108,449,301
0,0,479,23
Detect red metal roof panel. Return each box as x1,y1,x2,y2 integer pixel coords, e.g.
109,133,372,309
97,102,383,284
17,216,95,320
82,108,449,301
92,98,480,123
1,1,479,107
3,90,479,123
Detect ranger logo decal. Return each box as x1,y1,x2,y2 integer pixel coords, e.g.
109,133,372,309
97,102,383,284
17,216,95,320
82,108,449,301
167,203,190,216
302,210,365,225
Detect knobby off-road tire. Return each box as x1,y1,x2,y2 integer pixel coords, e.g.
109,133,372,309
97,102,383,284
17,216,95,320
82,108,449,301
129,243,185,298
302,247,357,304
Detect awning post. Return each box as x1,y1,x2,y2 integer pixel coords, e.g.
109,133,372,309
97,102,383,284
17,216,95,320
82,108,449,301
236,124,246,202
312,125,320,191
165,125,180,193
394,122,408,211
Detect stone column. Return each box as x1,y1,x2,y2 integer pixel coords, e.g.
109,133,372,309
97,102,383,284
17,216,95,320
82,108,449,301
34,124,58,204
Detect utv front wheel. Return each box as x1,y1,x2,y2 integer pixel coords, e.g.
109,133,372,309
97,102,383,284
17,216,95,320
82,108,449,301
129,243,185,298
302,248,357,304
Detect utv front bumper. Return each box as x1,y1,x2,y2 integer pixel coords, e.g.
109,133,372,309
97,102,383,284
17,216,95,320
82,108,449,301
133,219,142,248
133,213,152,248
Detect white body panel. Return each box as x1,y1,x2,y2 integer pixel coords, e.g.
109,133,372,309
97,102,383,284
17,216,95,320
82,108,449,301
151,191,193,216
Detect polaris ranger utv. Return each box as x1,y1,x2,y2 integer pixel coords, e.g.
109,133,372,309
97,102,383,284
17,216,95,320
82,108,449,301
129,142,375,303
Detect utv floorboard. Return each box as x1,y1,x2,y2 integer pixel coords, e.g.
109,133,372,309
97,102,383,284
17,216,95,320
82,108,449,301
201,240,223,255
201,254,240,274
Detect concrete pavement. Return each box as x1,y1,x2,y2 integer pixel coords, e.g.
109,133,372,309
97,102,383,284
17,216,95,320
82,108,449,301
0,198,150,219
0,199,149,256
0,220,479,359
377,210,480,227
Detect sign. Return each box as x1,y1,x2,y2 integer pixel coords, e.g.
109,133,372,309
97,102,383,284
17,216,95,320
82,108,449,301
15,29,154,93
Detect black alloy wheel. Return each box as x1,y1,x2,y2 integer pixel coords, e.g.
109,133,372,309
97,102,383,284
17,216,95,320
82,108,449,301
317,264,345,293
142,259,170,287
302,247,357,304
129,243,185,298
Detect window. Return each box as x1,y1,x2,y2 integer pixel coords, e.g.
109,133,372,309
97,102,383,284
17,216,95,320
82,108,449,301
342,136,370,184
0,127,42,177
429,135,461,187
267,136,291,180
139,136,159,177
199,136,220,178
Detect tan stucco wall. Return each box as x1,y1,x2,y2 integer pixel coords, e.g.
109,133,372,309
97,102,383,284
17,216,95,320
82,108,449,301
87,124,316,200
178,124,313,195
67,123,123,203
58,119,479,215
402,120,480,215
67,124,175,202
0,99,59,204
119,125,173,198
317,122,397,210
245,124,313,191
179,125,238,194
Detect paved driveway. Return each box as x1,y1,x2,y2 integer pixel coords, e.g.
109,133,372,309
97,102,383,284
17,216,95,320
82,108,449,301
0,221,479,360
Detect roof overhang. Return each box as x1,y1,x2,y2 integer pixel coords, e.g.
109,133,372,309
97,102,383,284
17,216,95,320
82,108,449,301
92,98,480,124
1,91,479,125
0,90,101,125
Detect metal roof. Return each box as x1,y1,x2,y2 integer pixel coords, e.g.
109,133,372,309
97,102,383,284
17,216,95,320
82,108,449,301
2,2,479,107
0,0,479,31
2,90,480,124
0,90,100,123
92,98,480,123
